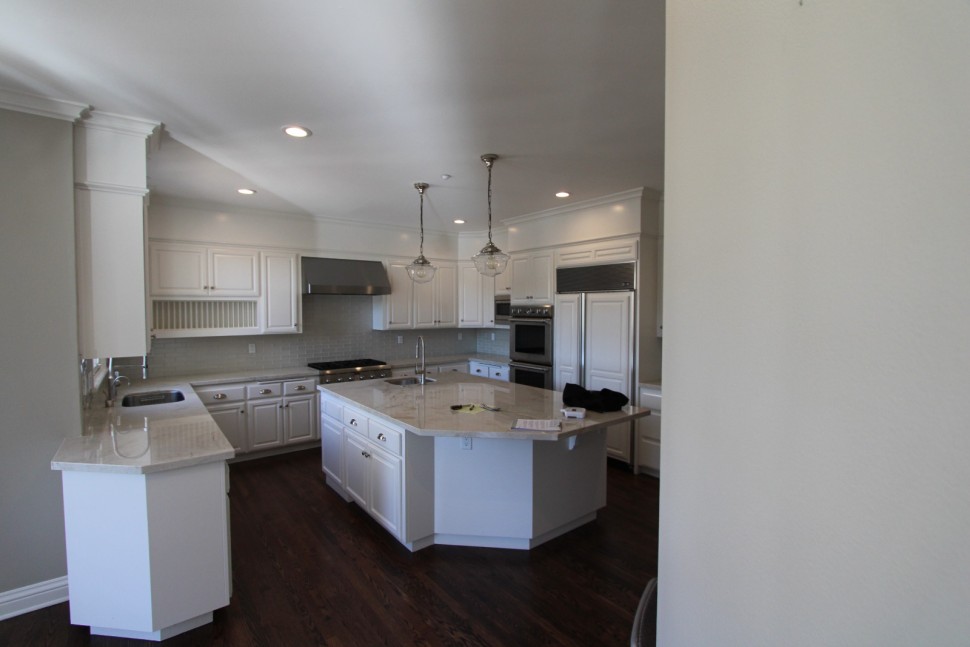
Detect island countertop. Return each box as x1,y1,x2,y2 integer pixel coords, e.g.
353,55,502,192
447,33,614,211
319,372,649,441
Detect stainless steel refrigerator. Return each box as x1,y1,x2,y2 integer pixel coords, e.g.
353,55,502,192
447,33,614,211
554,262,637,464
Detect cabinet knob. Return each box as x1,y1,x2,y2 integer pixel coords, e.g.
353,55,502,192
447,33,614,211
295,385,307,391
213,393,227,400
377,433,387,442
259,388,272,394
361,451,370,458
349,418,357,426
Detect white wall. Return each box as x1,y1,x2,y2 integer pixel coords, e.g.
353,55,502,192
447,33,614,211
149,198,458,261
661,3,970,645
0,109,80,594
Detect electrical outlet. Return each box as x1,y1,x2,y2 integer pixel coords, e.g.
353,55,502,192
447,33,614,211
457,332,462,340
461,437,473,450
397,335,403,344
490,332,495,341
248,343,256,354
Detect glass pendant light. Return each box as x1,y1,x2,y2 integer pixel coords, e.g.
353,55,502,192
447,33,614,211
407,182,437,283
472,153,510,277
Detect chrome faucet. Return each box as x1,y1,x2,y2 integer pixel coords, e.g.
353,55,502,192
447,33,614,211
415,336,426,385
105,370,130,407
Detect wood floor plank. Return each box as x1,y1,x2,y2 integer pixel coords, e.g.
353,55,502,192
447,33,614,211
0,450,658,646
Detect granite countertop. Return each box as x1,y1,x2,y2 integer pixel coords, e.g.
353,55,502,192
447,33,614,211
319,372,649,441
385,353,511,370
53,378,234,475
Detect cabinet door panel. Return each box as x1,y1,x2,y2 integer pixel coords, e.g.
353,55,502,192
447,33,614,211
434,264,458,327
263,252,299,332
284,394,317,443
369,447,402,537
150,245,207,296
247,399,283,450
208,404,247,453
343,431,370,507
209,249,259,296
322,415,343,487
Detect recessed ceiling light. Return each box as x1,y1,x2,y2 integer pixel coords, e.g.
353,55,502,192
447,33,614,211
556,191,570,198
441,174,452,181
283,125,311,138
237,188,256,195
453,219,465,224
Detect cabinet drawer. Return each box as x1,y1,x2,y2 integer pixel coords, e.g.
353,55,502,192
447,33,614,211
638,388,662,412
342,407,369,434
322,396,343,420
247,382,282,399
284,378,317,396
196,384,246,405
369,418,402,456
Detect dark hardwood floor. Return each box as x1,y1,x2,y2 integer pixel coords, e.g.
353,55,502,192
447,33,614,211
1,449,659,646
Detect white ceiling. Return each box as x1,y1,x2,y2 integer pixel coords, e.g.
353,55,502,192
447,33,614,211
0,0,664,232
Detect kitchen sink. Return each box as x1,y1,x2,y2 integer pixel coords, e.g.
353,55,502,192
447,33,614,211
384,377,436,387
121,390,186,407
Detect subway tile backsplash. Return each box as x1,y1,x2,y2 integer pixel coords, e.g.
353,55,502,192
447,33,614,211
147,295,509,378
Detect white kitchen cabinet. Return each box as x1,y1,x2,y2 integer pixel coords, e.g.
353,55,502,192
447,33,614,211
437,362,469,374
554,237,639,267
321,411,345,491
196,384,248,452
510,251,553,303
413,262,457,328
373,259,414,330
469,360,509,381
150,243,259,297
262,251,301,333
282,379,318,443
342,419,403,538
636,384,661,475
247,397,284,451
319,392,434,550
458,262,496,327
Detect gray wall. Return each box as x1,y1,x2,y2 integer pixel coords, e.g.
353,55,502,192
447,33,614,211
147,295,507,378
0,109,80,592
661,3,970,644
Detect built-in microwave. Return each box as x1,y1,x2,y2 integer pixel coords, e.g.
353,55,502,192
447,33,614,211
494,294,511,326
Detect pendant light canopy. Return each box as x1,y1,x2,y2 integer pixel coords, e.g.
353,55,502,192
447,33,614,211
472,154,510,277
407,182,436,283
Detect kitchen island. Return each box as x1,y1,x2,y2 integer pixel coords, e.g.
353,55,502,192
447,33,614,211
318,372,649,551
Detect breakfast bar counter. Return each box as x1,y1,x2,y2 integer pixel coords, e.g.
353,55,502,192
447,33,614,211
318,373,649,551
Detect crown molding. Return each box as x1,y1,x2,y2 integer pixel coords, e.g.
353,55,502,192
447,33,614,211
502,188,648,226
79,109,160,138
0,87,89,121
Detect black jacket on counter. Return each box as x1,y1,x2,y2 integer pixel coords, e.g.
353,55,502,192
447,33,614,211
562,383,629,413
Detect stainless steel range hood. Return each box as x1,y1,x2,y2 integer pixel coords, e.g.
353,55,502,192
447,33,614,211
301,256,391,295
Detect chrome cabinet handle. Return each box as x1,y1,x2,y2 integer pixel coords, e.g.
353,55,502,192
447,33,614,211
361,451,370,458
349,418,357,426
259,388,272,395
377,433,387,442
295,385,307,391
213,393,227,400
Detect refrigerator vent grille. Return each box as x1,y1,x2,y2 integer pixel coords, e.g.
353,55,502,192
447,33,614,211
556,262,636,293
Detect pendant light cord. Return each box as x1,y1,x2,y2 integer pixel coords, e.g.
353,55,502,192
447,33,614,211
419,187,425,255
486,158,494,244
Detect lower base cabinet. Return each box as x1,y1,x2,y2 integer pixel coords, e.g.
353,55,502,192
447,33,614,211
198,378,318,456
319,392,434,550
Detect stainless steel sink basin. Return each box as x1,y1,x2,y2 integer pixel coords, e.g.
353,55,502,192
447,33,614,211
121,390,186,407
384,377,436,386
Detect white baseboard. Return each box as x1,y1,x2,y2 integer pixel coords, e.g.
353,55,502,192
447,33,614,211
0,577,68,621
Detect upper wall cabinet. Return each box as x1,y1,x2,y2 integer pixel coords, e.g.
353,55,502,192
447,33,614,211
373,260,457,330
458,262,496,328
509,251,553,304
150,243,259,297
262,251,301,334
555,237,639,267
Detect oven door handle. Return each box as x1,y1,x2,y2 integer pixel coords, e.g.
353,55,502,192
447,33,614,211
509,362,552,372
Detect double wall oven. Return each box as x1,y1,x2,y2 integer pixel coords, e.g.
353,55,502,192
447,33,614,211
508,304,554,389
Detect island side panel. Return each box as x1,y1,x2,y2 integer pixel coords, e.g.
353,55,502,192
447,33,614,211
532,429,608,537
434,436,535,548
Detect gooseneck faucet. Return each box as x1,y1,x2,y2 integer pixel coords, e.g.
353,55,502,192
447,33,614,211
105,370,130,407
415,336,426,385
